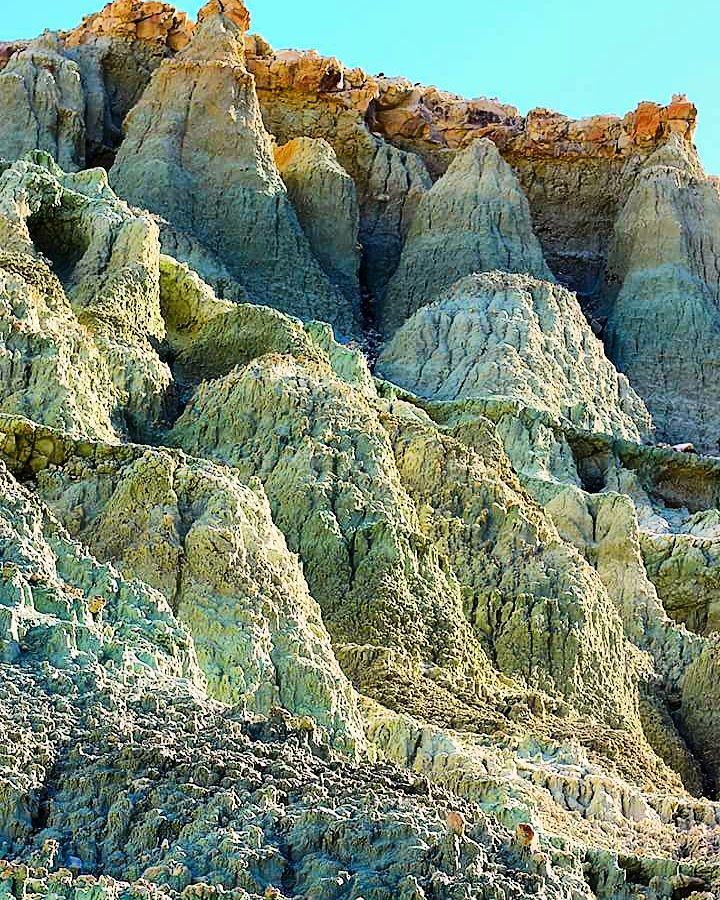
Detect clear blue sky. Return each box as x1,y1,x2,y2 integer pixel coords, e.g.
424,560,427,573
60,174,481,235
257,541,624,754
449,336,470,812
3,0,719,172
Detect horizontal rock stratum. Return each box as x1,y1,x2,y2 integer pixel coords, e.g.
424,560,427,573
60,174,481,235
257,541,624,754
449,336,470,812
1,2,720,899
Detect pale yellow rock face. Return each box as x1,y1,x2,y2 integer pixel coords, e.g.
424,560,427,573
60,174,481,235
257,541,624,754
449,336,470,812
168,352,647,737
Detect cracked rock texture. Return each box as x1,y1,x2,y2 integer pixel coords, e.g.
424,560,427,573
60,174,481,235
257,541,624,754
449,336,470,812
0,416,364,753
0,154,175,442
377,272,652,441
3,2,720,899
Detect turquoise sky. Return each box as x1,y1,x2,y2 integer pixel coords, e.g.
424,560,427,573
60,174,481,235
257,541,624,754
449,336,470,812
3,0,719,173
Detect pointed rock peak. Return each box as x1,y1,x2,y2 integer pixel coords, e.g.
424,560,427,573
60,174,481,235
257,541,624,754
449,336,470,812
446,136,516,179
380,135,552,334
180,0,248,64
197,0,250,32
457,136,501,162
641,131,704,179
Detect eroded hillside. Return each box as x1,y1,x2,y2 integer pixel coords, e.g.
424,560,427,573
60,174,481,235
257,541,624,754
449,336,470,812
1,2,720,898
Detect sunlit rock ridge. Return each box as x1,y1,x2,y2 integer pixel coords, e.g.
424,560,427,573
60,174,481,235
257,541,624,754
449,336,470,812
0,1,719,898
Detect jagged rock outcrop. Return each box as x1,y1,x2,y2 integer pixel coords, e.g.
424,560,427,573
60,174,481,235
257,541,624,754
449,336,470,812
0,451,600,900
0,42,28,71
5,2,720,897
0,248,118,442
244,40,695,179
380,140,553,333
0,37,86,171
0,457,198,684
0,13,696,314
245,36,696,303
169,355,496,695
467,97,697,304
539,484,707,765
168,351,648,733
561,431,720,647
382,407,644,727
605,135,720,451
0,455,201,842
61,1,195,168
0,415,364,752
244,36,432,304
0,693,597,900
681,639,720,794
275,137,361,310
0,2,192,171
0,153,173,441
110,2,359,337
378,272,652,441
66,0,193,49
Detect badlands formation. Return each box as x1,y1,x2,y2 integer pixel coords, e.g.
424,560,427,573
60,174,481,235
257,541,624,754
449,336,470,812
2,1,720,898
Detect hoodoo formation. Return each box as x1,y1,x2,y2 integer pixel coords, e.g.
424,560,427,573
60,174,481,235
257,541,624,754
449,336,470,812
1,2,720,898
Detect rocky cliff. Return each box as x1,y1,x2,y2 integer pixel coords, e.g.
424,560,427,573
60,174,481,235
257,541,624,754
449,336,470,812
1,2,720,899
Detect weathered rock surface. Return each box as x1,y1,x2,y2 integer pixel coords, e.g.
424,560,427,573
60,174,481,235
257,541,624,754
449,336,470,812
66,0,193,50
0,454,602,900
0,415,364,752
4,3,720,898
244,35,432,305
275,137,361,311
110,3,359,337
0,1,190,171
605,135,720,451
244,36,696,305
0,153,176,441
0,42,28,71
169,355,491,684
378,272,652,441
168,351,650,737
380,140,553,333
0,37,86,171
642,526,720,636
